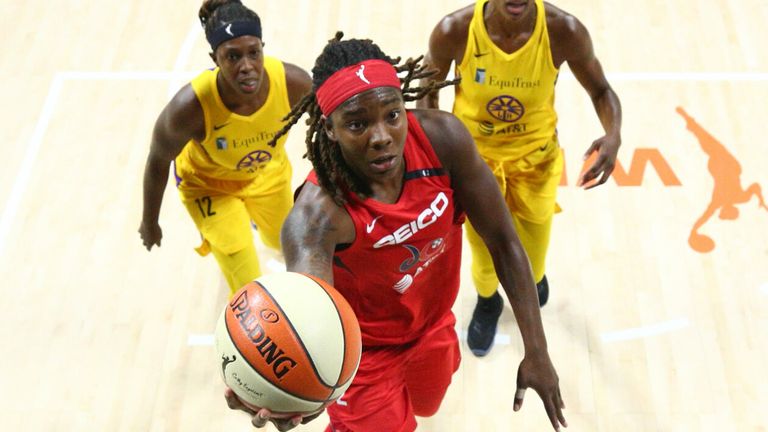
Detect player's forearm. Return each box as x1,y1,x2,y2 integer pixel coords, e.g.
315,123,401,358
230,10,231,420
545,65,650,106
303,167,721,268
492,242,549,354
592,87,622,138
141,155,171,224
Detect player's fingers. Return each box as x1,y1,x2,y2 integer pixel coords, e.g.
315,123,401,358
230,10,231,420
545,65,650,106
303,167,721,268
583,141,599,160
251,409,270,428
542,396,561,431
556,402,568,428
513,388,526,411
581,157,608,186
558,388,566,409
584,169,609,190
301,410,324,424
274,416,302,431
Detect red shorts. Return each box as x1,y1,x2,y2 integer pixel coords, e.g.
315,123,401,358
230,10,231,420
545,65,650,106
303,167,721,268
324,313,461,432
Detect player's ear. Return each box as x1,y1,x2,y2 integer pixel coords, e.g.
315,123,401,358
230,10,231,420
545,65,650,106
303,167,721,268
322,116,337,142
209,51,218,65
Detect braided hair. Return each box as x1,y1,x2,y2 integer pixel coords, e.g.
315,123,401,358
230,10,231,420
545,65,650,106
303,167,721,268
198,0,261,48
269,32,459,205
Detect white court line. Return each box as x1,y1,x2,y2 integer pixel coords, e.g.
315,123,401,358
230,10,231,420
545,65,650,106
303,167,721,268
168,21,201,98
601,318,690,343
187,334,216,346
457,328,512,346
560,71,768,82
0,75,64,259
60,71,183,81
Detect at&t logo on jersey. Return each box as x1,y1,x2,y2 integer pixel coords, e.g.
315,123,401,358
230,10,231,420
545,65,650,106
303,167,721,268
372,192,449,248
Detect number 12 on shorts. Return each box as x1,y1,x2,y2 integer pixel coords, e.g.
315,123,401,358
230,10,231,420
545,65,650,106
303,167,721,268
195,196,216,218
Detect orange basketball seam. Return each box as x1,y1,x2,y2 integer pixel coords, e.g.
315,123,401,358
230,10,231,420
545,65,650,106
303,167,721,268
254,280,337,394
303,274,361,394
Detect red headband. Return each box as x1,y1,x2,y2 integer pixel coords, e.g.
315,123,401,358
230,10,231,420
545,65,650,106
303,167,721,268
316,60,402,116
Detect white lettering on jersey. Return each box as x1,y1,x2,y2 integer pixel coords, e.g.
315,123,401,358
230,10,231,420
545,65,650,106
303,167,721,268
373,192,449,249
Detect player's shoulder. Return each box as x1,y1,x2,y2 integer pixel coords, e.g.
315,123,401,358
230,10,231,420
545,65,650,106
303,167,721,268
281,61,311,85
281,61,313,105
165,83,204,128
432,3,475,41
409,109,473,169
544,2,587,39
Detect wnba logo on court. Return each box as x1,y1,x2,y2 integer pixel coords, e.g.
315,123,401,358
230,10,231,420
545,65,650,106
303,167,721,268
676,107,768,253
558,107,765,253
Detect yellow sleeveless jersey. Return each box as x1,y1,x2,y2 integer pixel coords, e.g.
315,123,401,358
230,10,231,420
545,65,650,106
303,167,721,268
453,0,559,161
175,56,291,183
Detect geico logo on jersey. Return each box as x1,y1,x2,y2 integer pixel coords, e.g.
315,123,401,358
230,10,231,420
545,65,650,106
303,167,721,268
373,192,449,249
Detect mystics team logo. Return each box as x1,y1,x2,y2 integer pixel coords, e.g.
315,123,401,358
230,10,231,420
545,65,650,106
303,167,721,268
237,150,272,172
676,107,768,253
486,95,525,122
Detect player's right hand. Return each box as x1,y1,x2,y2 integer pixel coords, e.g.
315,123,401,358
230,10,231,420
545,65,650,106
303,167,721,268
224,388,323,431
138,221,162,251
514,352,567,431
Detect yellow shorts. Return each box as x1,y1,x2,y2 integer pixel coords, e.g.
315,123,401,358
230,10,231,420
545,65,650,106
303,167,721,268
175,162,293,256
465,138,563,295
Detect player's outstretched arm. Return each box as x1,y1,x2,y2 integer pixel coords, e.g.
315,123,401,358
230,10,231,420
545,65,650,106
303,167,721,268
415,109,567,430
139,85,204,250
557,14,622,189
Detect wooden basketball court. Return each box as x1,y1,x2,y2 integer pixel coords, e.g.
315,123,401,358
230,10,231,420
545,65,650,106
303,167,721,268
1,0,766,430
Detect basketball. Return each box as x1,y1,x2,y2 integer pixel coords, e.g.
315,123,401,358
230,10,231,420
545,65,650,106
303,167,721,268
215,272,362,415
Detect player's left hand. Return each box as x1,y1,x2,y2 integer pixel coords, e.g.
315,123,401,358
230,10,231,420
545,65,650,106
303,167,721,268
514,351,567,431
578,134,621,189
225,388,324,431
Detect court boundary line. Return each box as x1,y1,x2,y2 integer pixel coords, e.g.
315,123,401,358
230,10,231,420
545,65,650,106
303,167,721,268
600,318,690,343
167,22,200,98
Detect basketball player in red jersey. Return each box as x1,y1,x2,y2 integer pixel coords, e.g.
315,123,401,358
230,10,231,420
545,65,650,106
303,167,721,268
225,33,567,432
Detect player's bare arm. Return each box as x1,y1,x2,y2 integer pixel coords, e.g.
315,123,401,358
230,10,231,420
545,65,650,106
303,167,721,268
139,85,205,250
283,62,313,107
547,3,622,189
415,108,567,430
417,6,473,109
281,182,355,286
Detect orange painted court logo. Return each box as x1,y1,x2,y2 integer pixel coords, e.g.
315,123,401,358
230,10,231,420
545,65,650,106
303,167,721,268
676,107,768,253
558,107,765,253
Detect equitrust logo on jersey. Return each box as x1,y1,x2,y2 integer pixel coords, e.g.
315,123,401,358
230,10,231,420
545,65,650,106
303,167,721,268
557,106,766,253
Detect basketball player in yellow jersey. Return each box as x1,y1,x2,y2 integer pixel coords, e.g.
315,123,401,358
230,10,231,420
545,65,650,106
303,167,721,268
139,0,311,294
418,0,622,356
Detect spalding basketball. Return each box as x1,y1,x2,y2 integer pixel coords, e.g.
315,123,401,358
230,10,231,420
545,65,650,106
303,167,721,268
215,272,362,414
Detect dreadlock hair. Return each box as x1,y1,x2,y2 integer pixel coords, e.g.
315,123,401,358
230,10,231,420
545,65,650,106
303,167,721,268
268,32,460,206
198,0,261,48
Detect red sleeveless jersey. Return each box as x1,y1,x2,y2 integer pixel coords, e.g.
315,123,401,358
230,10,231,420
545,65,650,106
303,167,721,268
307,111,465,346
